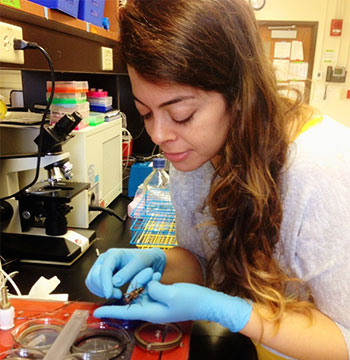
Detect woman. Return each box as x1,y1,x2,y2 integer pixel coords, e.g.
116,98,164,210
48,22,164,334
85,0,350,358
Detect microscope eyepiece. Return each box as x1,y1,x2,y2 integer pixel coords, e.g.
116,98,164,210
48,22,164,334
34,111,83,153
52,113,77,137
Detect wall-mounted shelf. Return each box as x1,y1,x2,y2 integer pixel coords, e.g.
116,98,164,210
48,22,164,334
0,0,123,72
0,0,119,45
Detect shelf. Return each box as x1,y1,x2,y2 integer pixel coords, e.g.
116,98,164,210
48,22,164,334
0,0,119,45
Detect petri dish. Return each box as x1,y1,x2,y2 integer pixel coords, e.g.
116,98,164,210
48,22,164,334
0,349,83,360
134,323,183,352
12,318,66,352
0,348,45,359
71,321,131,360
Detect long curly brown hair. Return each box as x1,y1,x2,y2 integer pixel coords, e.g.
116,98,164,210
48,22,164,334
120,0,314,320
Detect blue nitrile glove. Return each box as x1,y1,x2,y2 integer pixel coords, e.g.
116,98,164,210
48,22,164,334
94,269,252,333
85,248,166,299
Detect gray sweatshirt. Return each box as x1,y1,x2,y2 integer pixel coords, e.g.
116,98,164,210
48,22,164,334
169,115,350,358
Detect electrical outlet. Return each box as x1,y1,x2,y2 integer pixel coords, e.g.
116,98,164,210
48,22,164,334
0,22,24,64
101,46,113,71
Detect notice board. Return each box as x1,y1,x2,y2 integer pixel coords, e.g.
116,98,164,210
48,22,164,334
258,21,318,103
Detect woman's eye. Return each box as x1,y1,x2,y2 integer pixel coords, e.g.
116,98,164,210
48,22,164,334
141,113,152,121
140,111,195,123
172,113,194,123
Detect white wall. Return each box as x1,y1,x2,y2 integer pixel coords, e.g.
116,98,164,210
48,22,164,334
0,69,22,105
253,0,350,127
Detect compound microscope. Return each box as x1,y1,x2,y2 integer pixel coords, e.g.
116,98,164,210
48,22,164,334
0,112,95,266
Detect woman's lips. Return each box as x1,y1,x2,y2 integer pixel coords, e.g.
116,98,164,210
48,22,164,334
163,151,190,162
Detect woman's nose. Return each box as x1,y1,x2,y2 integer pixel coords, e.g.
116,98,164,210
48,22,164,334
146,116,175,146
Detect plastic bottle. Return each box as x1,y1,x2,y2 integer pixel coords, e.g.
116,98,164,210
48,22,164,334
143,157,169,190
0,95,7,119
127,158,169,217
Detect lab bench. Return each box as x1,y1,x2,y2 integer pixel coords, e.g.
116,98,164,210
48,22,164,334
3,195,257,360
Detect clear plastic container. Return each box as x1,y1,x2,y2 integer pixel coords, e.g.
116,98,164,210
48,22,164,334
0,349,81,359
50,101,90,112
12,318,66,352
87,112,105,126
0,348,45,359
86,89,108,98
47,81,89,94
48,92,87,105
89,105,112,113
70,321,131,359
87,96,112,106
50,102,90,124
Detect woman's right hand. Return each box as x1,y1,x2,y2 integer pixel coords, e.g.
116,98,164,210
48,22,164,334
85,248,166,299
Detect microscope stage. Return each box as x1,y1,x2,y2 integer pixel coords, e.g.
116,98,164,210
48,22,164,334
27,181,90,202
1,228,96,266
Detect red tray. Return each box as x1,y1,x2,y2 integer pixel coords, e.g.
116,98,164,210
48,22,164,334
0,298,191,360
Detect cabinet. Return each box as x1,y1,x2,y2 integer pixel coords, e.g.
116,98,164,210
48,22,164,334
64,119,123,228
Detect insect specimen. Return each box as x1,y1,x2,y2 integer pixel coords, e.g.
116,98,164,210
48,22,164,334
123,286,145,305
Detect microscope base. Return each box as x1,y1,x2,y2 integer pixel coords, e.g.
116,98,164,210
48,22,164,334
1,228,96,266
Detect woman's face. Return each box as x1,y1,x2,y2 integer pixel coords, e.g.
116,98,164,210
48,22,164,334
128,66,231,172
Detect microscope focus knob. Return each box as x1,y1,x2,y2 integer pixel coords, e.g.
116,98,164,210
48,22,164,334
0,200,13,223
21,211,31,220
62,161,74,180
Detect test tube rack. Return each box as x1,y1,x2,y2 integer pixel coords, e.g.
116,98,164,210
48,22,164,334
130,189,177,249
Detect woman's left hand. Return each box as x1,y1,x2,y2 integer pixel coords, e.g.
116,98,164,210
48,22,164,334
93,268,252,333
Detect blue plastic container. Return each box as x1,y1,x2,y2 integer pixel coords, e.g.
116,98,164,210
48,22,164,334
29,0,79,18
89,104,112,112
78,0,106,27
128,162,153,197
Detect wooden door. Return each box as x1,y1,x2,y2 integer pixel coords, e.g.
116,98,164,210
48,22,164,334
258,21,318,103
